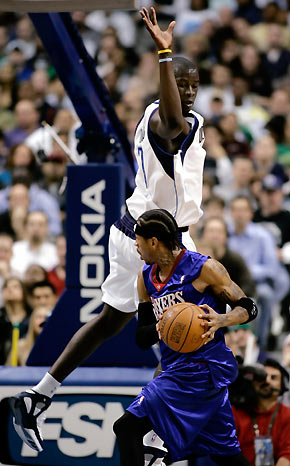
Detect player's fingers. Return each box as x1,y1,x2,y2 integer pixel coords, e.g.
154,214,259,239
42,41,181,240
168,21,176,33
151,7,157,24
199,304,213,312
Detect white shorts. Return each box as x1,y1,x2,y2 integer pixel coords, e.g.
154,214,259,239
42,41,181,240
101,223,196,314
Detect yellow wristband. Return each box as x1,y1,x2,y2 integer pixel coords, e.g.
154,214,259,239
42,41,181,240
158,49,172,54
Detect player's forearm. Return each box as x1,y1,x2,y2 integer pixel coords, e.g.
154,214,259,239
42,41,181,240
158,60,184,135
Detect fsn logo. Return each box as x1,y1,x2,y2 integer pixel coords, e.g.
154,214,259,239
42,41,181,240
21,401,124,458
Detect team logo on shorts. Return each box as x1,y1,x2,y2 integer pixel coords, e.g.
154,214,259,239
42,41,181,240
138,396,144,405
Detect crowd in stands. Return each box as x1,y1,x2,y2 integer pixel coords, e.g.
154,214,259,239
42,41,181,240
0,1,289,378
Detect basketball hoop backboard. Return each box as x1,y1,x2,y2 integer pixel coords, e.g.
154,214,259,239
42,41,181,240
0,0,139,12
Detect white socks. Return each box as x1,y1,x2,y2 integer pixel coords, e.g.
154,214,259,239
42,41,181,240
33,372,61,398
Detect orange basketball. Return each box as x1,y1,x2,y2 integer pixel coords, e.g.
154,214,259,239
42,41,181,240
159,302,208,353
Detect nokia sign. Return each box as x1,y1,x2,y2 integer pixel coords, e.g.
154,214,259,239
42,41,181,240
79,180,106,323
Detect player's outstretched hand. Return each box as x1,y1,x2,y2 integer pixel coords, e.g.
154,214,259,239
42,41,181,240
139,6,175,50
198,304,225,345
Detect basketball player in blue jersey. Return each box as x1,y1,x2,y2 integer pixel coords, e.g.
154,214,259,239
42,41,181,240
9,7,207,455
114,209,257,466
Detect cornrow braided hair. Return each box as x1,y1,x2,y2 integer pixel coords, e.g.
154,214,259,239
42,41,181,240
135,209,179,251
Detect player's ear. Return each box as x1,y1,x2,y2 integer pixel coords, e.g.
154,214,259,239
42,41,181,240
151,237,158,247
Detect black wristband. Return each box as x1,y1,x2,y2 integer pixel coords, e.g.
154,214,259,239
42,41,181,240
234,297,258,323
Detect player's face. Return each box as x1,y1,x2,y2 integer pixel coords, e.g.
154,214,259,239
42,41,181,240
175,68,199,115
135,234,155,264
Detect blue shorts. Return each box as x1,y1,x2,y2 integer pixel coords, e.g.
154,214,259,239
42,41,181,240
127,363,240,462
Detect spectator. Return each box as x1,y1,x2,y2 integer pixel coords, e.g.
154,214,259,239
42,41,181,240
232,359,290,466
262,23,290,86
29,280,57,310
201,216,256,296
234,44,272,97
6,305,50,366
0,276,30,364
226,324,267,364
214,156,255,206
11,211,58,277
268,89,290,118
0,143,40,187
0,233,18,307
47,234,66,297
254,174,290,332
218,112,251,158
194,64,234,119
30,69,57,125
174,0,219,38
0,182,30,240
4,100,39,149
5,16,36,61
228,196,289,349
0,169,63,236
252,134,288,182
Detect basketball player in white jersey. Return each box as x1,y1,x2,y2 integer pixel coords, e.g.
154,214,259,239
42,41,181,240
9,7,206,458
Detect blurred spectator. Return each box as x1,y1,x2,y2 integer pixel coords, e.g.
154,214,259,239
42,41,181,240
262,23,290,87
194,63,233,119
232,359,290,466
5,16,36,61
0,25,8,65
11,210,58,276
29,280,57,310
0,276,30,364
0,61,17,121
47,234,66,297
174,0,219,38
282,334,290,370
218,112,251,158
26,108,82,165
0,233,18,307
201,216,256,296
254,174,290,264
0,169,62,236
265,115,290,169
30,69,57,125
234,44,272,97
227,324,266,364
0,143,40,187
234,0,262,25
85,10,136,49
0,182,29,240
228,196,290,349
23,263,47,288
252,134,288,182
203,123,233,184
268,88,290,118
6,305,50,366
254,174,290,332
4,100,39,149
214,156,255,206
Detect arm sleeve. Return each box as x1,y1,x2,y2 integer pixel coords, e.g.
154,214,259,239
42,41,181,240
135,302,159,350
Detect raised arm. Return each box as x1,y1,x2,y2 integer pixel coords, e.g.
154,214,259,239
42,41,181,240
140,7,190,140
197,258,258,343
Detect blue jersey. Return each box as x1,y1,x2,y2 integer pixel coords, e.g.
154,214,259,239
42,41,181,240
142,249,237,388
128,249,241,460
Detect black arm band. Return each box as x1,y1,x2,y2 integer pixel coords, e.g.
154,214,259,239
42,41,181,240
136,302,159,350
234,297,258,323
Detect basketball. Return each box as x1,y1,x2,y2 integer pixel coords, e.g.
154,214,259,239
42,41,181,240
159,302,208,353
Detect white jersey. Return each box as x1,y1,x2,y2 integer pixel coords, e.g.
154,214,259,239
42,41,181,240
126,101,206,227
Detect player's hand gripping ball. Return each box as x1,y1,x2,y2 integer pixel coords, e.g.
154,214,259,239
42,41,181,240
159,302,208,352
